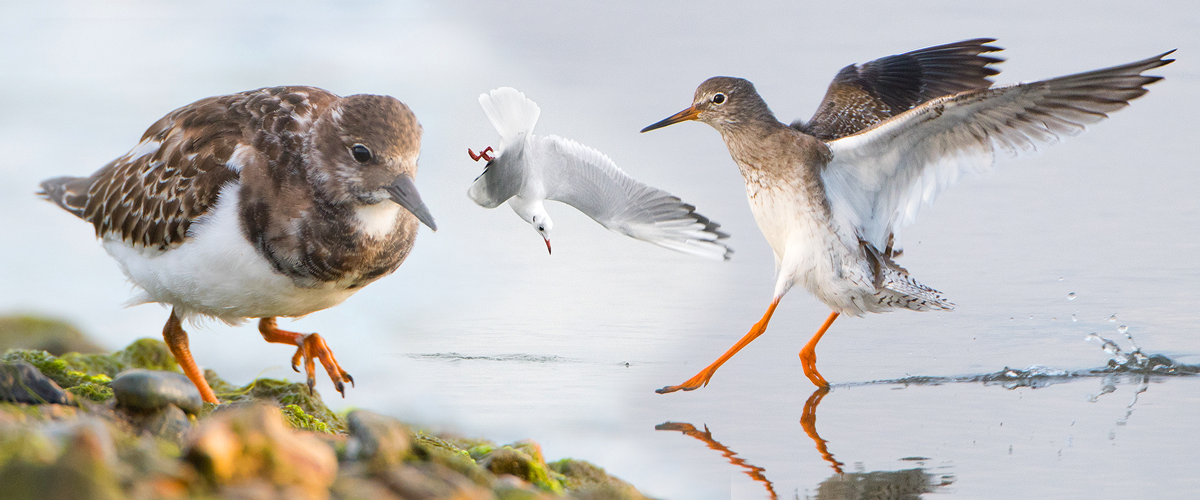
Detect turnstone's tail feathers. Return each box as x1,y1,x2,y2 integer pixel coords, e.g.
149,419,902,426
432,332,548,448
38,175,92,219
478,87,541,155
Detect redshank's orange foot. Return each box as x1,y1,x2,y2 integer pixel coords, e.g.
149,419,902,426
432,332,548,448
468,146,494,162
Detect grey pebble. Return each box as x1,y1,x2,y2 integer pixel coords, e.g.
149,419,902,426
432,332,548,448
111,368,202,415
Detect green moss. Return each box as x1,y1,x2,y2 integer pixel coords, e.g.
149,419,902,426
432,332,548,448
112,338,179,372
281,404,332,434
204,371,346,433
412,432,493,488
66,382,113,402
482,446,563,494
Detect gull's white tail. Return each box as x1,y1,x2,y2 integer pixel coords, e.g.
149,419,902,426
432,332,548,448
479,87,541,150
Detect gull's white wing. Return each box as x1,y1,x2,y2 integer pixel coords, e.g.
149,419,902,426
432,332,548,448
535,135,733,260
469,87,542,208
823,51,1173,250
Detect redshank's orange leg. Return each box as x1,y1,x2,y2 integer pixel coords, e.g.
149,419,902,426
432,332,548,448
800,386,844,474
162,309,219,404
799,311,839,387
657,298,781,394
258,318,354,397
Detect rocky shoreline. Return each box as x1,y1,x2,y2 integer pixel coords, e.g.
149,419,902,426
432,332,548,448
0,316,652,500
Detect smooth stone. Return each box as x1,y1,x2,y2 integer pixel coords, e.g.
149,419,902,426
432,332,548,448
140,404,191,444
111,369,202,415
347,410,412,473
0,360,73,405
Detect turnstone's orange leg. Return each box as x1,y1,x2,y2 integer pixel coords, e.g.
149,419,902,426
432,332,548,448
258,318,354,397
799,312,839,387
162,309,219,404
657,297,781,394
468,146,494,162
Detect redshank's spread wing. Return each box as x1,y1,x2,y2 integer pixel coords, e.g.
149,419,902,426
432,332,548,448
821,51,1173,250
794,38,1003,141
39,87,337,250
536,135,733,260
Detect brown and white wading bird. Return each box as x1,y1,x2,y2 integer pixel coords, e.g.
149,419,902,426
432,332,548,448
39,87,437,404
641,39,1173,392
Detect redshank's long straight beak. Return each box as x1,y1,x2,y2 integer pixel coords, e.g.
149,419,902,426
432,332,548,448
641,106,700,133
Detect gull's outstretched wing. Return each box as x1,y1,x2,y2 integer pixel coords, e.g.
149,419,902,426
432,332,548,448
821,51,1173,250
468,87,542,208
795,38,1003,141
535,135,733,260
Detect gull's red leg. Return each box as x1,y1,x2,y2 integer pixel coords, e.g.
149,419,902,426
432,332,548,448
799,312,839,387
258,317,354,397
657,297,781,394
162,309,219,404
468,146,494,162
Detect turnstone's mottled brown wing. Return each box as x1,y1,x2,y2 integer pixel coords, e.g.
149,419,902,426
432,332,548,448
41,87,334,250
794,39,1003,141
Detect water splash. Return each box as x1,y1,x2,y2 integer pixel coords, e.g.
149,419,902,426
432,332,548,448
406,352,578,363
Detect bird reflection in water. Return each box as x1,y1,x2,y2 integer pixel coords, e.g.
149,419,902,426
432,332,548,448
654,421,779,500
658,386,954,499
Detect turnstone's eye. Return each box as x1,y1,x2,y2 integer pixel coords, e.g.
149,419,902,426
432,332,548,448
712,93,726,105
350,144,372,163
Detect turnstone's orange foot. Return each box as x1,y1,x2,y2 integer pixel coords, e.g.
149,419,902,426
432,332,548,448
259,318,354,397
40,86,437,403
468,146,494,161
642,39,1172,392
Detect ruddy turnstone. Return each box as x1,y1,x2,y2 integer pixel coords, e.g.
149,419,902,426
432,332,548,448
641,39,1173,391
40,86,437,403
467,87,731,259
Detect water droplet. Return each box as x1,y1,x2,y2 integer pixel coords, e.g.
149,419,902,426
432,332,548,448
1071,314,1078,322
1058,277,1064,281
1107,314,1117,322
1118,325,1129,335
1067,292,1076,301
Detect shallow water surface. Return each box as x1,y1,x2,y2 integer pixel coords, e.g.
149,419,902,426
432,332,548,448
1,1,1198,498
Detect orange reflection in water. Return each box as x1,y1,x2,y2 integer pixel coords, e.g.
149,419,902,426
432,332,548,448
655,421,778,500
801,386,845,474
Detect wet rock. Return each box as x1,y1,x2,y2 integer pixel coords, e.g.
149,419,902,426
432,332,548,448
478,442,564,494
204,370,347,433
112,368,202,415
378,461,494,500
347,410,412,473
0,418,123,500
0,314,105,355
186,403,338,500
549,459,649,500
0,360,74,405
124,403,192,444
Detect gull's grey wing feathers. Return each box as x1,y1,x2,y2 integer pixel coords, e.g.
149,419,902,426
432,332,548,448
467,153,525,209
535,135,732,260
822,51,1173,250
795,38,1004,141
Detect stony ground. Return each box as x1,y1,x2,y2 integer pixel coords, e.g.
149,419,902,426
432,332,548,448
0,315,653,500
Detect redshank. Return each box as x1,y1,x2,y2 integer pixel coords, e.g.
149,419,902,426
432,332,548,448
40,86,437,403
641,39,1173,392
468,87,731,259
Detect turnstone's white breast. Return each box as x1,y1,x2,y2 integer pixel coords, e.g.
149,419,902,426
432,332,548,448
40,86,438,403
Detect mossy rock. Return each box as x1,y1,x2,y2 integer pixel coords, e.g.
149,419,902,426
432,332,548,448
550,459,648,500
411,432,495,488
0,315,105,356
2,338,180,403
203,370,346,434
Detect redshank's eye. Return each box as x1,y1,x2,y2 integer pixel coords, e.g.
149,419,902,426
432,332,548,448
712,93,726,105
350,144,372,163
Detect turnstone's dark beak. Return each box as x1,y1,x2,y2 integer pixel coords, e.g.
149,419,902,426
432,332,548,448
384,174,437,231
640,105,701,133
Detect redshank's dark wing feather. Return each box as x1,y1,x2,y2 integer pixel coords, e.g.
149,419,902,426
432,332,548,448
823,51,1174,250
39,87,334,250
795,38,1003,141
537,135,733,261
